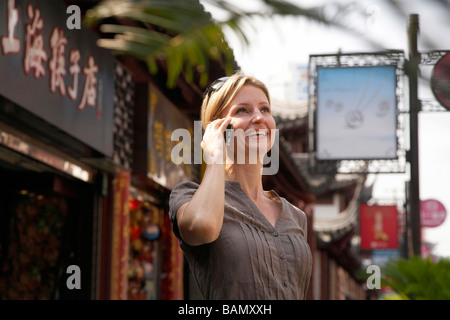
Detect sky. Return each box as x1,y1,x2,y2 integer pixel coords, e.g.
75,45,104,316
202,0,450,258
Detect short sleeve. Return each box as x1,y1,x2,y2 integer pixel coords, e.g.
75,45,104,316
168,181,199,240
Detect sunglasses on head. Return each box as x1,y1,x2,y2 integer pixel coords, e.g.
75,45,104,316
204,76,230,104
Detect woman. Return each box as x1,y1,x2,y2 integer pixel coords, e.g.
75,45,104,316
169,70,312,300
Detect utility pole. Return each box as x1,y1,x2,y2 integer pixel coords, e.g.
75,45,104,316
407,14,421,257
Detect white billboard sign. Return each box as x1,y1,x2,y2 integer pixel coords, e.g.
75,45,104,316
316,65,398,160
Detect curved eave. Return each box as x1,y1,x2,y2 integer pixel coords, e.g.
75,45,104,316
314,176,366,245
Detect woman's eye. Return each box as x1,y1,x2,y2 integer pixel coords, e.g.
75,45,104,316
236,108,247,114
261,107,270,113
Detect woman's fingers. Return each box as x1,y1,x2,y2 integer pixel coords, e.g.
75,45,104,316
204,118,231,140
201,118,232,164
206,118,230,133
218,117,232,132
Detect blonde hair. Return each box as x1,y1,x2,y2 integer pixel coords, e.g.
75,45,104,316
200,70,271,129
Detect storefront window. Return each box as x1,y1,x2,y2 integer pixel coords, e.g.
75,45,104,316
0,190,68,299
127,197,162,300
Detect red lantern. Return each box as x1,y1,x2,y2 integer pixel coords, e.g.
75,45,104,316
129,198,141,211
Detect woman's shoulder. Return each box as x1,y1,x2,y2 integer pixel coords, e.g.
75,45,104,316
282,198,305,214
279,196,308,223
172,180,200,192
169,181,200,207
267,190,304,213
265,190,307,222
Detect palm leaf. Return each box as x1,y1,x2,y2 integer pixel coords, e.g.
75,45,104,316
84,0,372,88
382,255,450,300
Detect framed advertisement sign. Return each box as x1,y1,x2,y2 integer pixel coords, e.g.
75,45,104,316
308,51,407,174
316,65,398,160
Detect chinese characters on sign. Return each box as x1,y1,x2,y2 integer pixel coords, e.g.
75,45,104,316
2,0,21,55
0,0,115,156
147,83,195,189
1,0,99,117
360,205,399,250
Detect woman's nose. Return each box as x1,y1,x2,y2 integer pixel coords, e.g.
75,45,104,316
251,109,264,123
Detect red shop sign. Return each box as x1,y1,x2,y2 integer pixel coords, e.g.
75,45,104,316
431,52,450,111
360,204,399,250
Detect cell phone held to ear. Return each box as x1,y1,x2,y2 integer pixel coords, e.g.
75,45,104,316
224,123,233,145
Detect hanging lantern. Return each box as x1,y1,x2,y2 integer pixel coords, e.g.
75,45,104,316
129,197,141,211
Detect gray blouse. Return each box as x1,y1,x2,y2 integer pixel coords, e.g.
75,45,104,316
169,180,312,300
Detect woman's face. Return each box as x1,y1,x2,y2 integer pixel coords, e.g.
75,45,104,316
219,85,276,160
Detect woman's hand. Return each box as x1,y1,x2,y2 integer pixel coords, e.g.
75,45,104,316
201,118,232,165
177,118,231,246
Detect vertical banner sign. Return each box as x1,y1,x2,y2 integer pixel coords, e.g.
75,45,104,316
147,83,195,189
111,171,130,300
360,204,399,250
161,212,184,299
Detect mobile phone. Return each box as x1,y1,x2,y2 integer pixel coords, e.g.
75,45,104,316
224,123,233,145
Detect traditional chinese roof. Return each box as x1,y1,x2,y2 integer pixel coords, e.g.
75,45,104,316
271,98,308,121
290,153,363,194
290,152,366,235
313,177,365,273
314,177,364,234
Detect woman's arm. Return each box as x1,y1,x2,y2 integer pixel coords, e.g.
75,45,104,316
176,118,231,246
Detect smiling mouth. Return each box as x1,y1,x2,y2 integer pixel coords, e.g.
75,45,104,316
245,131,267,137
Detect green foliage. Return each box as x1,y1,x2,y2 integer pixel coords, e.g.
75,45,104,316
83,0,347,89
381,255,450,300
84,0,232,88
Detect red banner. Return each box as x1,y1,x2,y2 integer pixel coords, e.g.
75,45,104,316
161,212,184,300
111,171,131,299
360,205,398,250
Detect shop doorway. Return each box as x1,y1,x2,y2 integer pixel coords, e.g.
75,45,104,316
0,162,94,300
